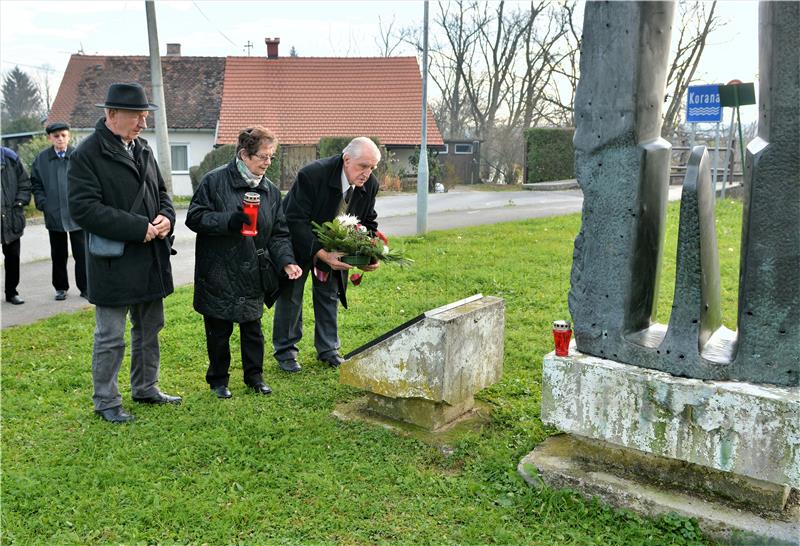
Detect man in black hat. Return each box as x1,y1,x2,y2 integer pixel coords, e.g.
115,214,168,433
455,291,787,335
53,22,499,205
31,122,87,301
68,82,181,423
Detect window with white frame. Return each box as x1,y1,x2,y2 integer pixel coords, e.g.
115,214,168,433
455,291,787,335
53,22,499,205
440,144,449,154
454,143,473,154
170,143,189,173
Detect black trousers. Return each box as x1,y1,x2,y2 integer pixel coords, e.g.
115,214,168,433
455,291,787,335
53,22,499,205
2,238,21,299
49,230,87,293
203,315,264,388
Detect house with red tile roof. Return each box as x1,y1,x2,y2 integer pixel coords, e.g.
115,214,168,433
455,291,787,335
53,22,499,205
48,39,443,195
47,46,225,195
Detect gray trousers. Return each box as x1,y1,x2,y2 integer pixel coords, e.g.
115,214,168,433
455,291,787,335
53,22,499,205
272,267,340,362
92,300,164,410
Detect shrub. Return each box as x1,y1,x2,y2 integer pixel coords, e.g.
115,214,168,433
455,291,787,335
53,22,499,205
407,146,442,191
193,144,280,193
525,127,575,183
318,136,382,159
17,134,52,173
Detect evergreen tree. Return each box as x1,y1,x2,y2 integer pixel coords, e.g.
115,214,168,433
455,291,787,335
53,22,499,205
1,66,44,132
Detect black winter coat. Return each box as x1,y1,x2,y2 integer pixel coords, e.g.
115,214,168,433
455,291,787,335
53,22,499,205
281,154,379,308
186,160,296,323
68,118,175,306
1,147,31,245
31,146,80,232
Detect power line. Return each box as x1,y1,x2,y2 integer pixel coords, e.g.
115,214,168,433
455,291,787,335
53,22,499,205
1,60,60,73
191,1,238,48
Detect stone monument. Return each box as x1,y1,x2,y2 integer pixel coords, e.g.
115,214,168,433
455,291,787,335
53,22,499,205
339,294,505,431
520,1,799,542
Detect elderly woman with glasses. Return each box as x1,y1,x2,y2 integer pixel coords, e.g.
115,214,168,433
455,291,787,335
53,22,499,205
187,126,302,399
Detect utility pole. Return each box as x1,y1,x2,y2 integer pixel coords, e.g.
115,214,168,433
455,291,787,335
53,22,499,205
416,0,429,235
145,0,173,195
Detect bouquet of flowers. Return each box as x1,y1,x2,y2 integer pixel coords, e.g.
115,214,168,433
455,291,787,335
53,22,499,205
312,214,413,285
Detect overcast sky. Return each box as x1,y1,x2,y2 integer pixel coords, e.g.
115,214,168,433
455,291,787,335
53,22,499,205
1,0,760,125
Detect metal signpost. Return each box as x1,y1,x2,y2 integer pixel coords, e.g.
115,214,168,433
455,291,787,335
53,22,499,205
686,84,723,193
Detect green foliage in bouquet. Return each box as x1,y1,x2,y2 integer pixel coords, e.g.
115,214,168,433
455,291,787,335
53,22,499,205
311,214,413,267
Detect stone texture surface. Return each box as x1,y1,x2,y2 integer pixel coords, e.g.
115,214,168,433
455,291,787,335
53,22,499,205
568,1,799,386
541,350,800,488
519,435,800,545
734,1,800,385
339,295,504,429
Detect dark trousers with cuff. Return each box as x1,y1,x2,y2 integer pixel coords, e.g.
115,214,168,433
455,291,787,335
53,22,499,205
49,230,87,293
203,315,264,388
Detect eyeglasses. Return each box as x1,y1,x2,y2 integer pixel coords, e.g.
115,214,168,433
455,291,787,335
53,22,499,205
251,153,275,162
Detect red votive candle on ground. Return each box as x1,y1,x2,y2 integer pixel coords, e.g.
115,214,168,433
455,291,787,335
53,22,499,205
241,192,260,236
553,320,572,357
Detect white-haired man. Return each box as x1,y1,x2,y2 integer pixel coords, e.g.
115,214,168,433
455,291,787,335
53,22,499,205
273,137,381,372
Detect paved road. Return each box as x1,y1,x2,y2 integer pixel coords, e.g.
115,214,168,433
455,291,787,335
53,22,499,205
0,185,690,328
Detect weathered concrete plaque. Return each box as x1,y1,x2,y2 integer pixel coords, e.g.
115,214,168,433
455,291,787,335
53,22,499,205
340,294,505,430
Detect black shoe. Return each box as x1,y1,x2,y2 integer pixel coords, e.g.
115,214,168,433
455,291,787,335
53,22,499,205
79,291,88,299
211,385,232,399
278,359,301,373
5,295,24,305
132,391,182,405
248,382,272,395
95,405,135,423
55,290,67,301
319,353,345,368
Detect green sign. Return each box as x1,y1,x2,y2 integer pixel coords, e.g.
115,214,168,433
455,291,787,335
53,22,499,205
719,82,756,107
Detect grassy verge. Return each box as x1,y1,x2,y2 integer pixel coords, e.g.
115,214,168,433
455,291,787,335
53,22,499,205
1,200,742,544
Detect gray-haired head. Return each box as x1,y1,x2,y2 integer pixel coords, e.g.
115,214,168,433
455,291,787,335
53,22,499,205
342,137,381,163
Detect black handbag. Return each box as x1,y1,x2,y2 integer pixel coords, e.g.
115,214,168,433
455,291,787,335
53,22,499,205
256,247,281,308
88,180,148,258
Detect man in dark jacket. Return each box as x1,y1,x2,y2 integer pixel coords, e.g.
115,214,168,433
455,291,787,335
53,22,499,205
1,146,31,305
68,83,180,423
31,122,87,301
273,137,381,372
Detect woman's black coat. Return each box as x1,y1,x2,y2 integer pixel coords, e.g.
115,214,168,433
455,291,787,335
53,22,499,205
186,160,295,323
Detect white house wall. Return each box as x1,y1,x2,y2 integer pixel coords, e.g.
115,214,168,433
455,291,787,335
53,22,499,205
68,129,216,196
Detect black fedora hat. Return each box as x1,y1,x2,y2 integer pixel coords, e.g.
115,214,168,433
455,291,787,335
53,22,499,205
95,83,158,111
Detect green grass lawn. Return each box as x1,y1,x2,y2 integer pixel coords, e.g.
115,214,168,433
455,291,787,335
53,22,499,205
1,200,743,544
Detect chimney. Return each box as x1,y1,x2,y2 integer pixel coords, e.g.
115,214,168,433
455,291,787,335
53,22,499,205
166,43,181,56
265,37,280,58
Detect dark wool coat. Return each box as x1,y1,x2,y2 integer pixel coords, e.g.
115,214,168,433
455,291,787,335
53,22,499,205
31,145,80,232
68,118,175,306
186,160,296,323
0,147,31,245
281,154,379,308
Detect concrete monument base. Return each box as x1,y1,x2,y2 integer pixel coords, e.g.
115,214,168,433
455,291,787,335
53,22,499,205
519,434,799,544
364,393,475,431
541,349,799,489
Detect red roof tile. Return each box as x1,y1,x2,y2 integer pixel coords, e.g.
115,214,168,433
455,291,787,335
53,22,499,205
217,56,443,146
48,55,225,129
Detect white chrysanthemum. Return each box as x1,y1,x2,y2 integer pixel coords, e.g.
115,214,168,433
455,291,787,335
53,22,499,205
357,224,368,233
383,245,389,254
336,214,360,227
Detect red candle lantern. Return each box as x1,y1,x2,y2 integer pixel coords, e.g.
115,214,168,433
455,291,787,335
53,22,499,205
241,192,260,237
552,320,572,357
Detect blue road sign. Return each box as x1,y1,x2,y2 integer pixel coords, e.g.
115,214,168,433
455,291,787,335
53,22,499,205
687,84,722,123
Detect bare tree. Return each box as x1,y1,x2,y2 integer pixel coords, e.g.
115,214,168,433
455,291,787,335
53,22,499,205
662,1,721,138
375,15,413,57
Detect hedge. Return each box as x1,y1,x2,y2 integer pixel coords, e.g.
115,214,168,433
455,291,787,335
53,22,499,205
318,136,382,159
191,144,281,193
525,127,575,183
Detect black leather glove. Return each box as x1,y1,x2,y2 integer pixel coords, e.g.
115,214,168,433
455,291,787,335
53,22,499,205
228,209,252,233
